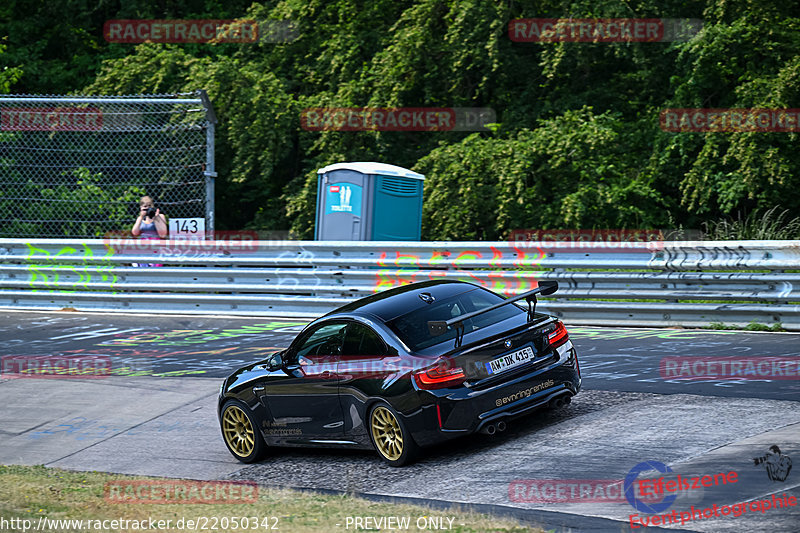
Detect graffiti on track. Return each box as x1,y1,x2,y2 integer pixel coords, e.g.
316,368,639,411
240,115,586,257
568,327,737,341
98,321,307,347
24,242,117,293
373,244,546,296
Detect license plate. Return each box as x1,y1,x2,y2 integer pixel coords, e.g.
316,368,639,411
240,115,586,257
485,346,535,375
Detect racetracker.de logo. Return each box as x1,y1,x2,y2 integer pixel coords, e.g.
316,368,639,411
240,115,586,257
660,357,800,380
103,19,297,44
104,230,260,254
1,355,111,379
0,107,103,131
300,107,496,132
660,108,800,132
509,229,665,253
509,18,702,42
509,479,663,503
104,480,258,504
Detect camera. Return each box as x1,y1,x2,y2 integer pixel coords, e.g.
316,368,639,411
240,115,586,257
145,207,157,219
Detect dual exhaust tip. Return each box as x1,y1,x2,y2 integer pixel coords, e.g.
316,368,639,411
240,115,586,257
481,393,573,435
482,420,507,435
550,394,572,409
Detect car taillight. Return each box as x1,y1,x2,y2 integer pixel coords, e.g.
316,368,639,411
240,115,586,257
413,359,466,390
548,321,569,348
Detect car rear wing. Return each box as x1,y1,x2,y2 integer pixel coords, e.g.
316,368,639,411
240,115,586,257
427,281,559,346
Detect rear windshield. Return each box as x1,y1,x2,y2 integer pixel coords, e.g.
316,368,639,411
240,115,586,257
388,287,524,351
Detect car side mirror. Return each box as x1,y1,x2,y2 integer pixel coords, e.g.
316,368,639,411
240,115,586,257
267,352,284,370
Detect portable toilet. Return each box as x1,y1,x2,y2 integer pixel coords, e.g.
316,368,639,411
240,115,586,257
315,162,424,241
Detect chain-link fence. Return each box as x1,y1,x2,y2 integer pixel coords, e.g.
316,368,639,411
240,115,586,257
0,91,215,238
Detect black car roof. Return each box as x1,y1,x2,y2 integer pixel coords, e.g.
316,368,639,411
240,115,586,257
324,280,480,323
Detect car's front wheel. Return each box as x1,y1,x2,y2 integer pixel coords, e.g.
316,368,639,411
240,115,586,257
369,403,419,467
220,400,266,463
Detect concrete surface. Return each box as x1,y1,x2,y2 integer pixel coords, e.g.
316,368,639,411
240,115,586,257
1,311,798,532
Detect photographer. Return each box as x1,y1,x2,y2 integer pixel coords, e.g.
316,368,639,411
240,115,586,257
131,195,168,239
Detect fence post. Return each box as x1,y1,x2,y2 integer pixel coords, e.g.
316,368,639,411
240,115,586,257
198,90,217,235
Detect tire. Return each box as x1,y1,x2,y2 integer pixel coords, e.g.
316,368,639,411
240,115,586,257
220,399,266,463
368,403,419,467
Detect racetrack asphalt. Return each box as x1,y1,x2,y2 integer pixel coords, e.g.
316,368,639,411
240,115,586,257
0,310,798,532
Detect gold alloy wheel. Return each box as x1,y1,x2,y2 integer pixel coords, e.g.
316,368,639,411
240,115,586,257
371,405,404,461
222,405,256,458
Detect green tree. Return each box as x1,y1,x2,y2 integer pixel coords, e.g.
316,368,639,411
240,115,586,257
651,2,800,219
3,0,799,238
418,108,668,240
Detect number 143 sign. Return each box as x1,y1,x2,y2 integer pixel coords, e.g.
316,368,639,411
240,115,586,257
169,218,206,236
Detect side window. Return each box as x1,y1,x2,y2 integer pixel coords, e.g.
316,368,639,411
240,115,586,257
294,323,346,359
342,323,388,357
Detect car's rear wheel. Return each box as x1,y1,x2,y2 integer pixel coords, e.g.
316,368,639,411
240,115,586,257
369,403,418,467
220,400,266,463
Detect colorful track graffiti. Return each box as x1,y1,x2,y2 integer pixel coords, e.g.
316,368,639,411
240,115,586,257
100,321,307,347
567,327,738,340
373,243,546,296
25,242,117,293
0,317,309,379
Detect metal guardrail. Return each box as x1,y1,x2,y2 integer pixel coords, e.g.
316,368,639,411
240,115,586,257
0,238,798,329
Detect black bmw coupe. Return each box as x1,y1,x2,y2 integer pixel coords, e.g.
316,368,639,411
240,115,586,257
218,279,581,466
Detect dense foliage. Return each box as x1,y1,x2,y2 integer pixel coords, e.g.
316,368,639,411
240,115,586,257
2,0,798,239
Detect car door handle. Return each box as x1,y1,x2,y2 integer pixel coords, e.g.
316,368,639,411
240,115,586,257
321,371,334,379
252,385,265,392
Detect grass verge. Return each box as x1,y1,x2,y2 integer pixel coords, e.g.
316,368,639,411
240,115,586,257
0,465,541,533
708,321,786,332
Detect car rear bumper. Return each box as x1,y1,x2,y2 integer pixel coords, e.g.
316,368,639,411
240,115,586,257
405,342,581,447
